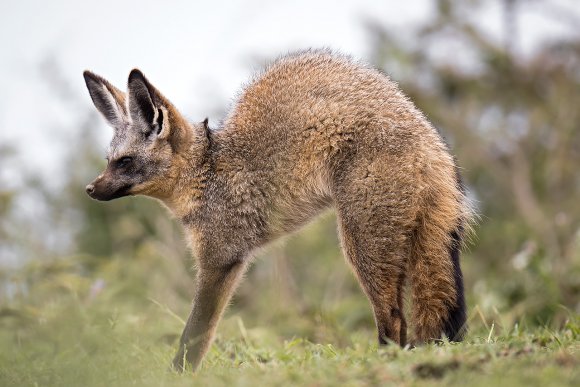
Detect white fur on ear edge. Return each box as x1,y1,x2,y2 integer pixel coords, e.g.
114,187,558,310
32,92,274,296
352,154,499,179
156,106,171,140
101,84,127,128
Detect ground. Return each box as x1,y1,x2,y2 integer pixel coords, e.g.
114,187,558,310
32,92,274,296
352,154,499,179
0,289,577,387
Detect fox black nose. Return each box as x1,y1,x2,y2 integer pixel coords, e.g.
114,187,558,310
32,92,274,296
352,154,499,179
86,184,95,195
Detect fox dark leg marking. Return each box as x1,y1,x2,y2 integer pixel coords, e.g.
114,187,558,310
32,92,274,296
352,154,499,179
377,278,407,346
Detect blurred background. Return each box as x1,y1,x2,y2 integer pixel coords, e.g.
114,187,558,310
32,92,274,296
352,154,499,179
0,0,579,346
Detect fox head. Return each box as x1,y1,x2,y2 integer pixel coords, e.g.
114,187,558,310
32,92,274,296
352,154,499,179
83,70,208,202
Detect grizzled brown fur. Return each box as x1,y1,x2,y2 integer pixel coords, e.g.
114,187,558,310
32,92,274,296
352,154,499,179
83,50,471,372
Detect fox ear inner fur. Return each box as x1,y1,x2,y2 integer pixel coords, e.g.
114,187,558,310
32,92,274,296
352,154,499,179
127,69,157,131
83,71,127,129
126,70,172,140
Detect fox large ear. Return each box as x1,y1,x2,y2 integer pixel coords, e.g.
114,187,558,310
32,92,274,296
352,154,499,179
127,69,169,137
83,71,127,129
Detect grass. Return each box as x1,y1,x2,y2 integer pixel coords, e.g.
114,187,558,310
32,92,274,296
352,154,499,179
0,235,577,387
0,285,578,387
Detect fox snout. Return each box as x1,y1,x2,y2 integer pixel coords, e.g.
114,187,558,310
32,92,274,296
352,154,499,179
86,174,132,201
85,183,96,195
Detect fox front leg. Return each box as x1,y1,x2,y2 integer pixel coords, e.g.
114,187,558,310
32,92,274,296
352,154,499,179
172,260,248,372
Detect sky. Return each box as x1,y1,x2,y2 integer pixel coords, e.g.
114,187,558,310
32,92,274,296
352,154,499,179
0,0,578,186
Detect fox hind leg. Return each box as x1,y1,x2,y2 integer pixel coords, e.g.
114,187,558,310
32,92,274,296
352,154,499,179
337,215,409,346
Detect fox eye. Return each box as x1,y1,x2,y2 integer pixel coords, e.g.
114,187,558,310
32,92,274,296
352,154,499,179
115,156,133,169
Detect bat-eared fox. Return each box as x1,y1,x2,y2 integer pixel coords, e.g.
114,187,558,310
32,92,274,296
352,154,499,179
83,50,472,372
